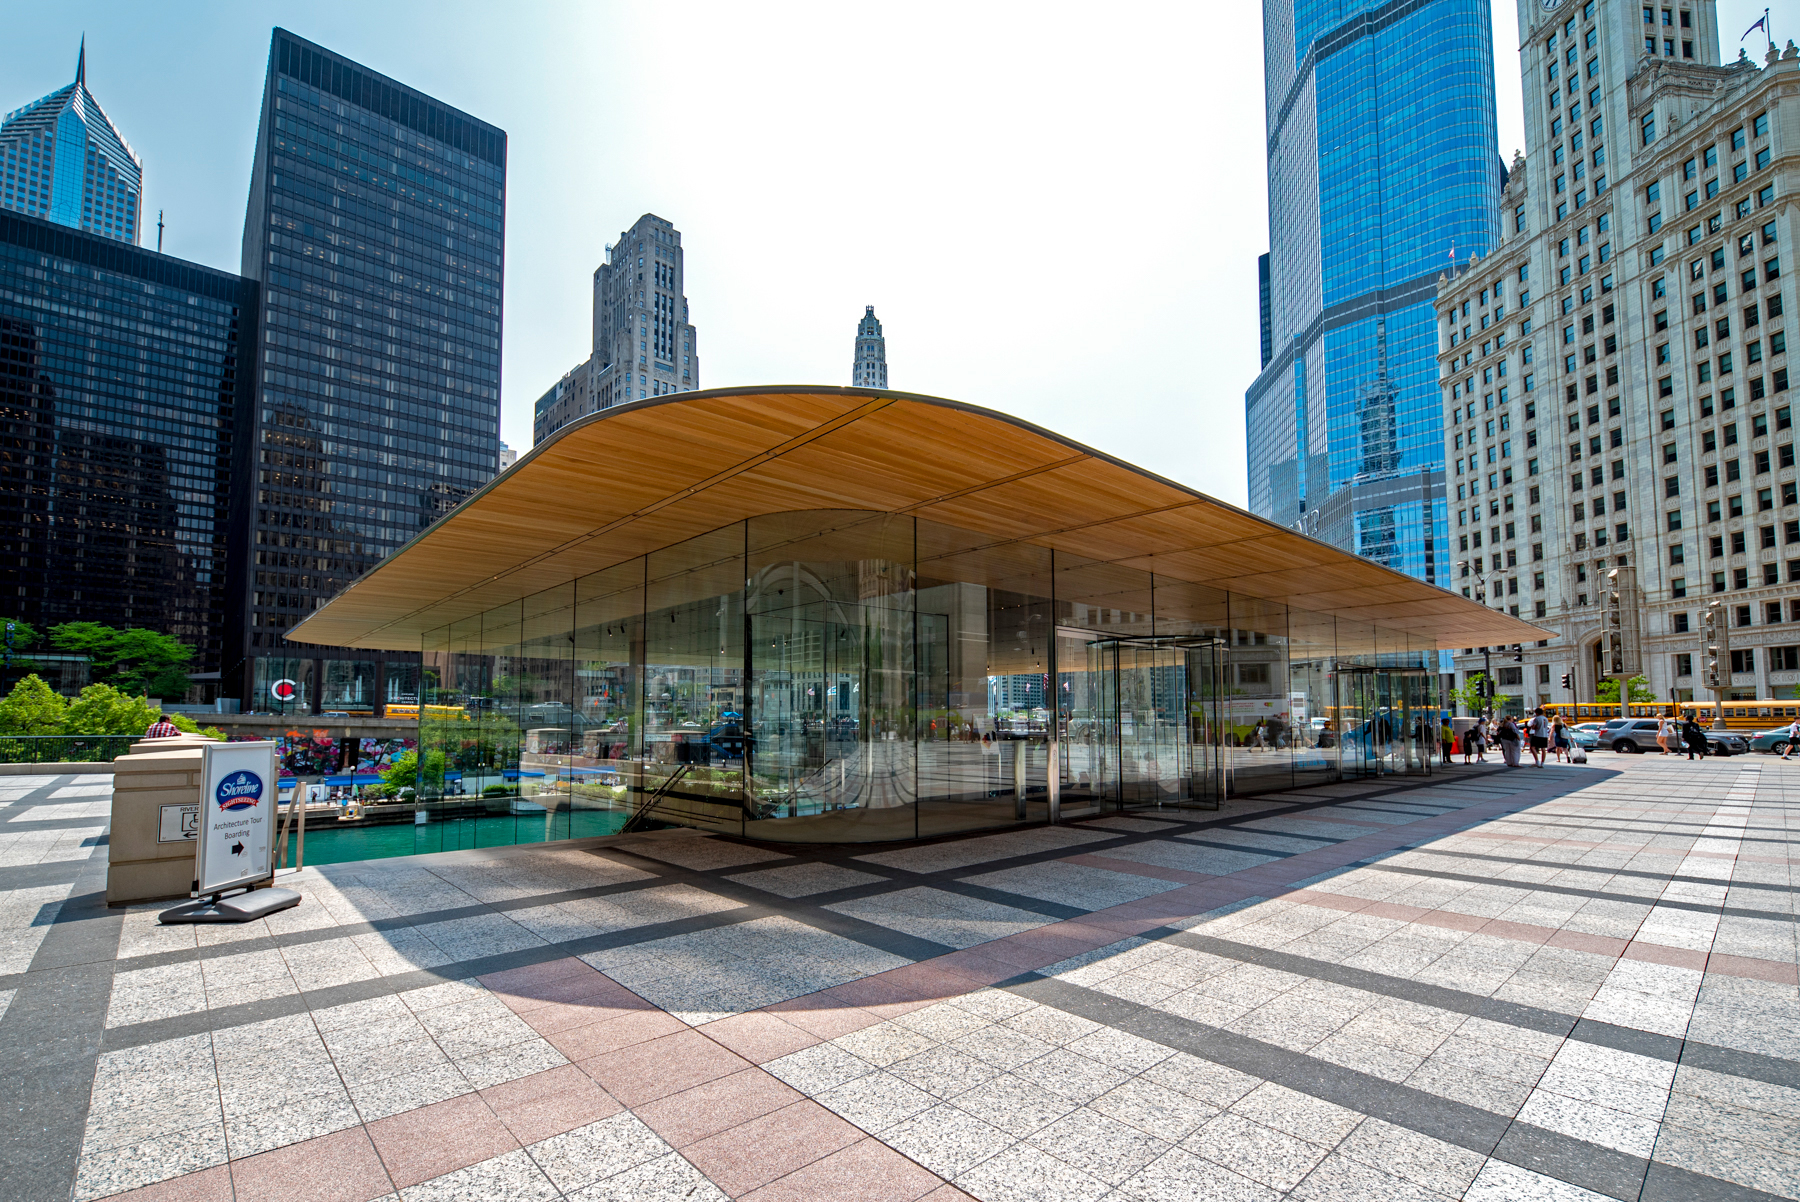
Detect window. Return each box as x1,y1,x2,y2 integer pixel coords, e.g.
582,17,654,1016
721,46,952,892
1731,649,1755,674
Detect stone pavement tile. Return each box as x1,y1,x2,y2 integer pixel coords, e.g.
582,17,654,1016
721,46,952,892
223,1092,362,1160
633,1067,802,1148
1334,1116,1486,1197
398,1147,556,1202
345,1063,473,1123
564,1150,729,1202
543,1006,686,1061
580,1028,753,1107
1291,1148,1456,1201
887,1043,1003,1100
1112,1145,1282,1202
878,1102,1014,1180
1184,1111,1333,1192
1651,1121,1800,1199
1462,1157,1615,1201
743,1136,947,1202
765,994,884,1040
697,1010,821,1064
75,1122,228,1202
230,1127,396,1202
680,1099,864,1196
949,1071,1076,1138
90,1164,235,1202
729,861,886,898
366,1091,520,1189
524,1110,670,1195
816,1067,937,1133
917,1188,978,1202
952,1141,1111,1202
1026,1106,1169,1186
479,1063,621,1145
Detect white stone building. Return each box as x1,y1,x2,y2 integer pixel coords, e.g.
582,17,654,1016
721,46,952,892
533,213,699,443
853,306,888,388
1436,0,1796,711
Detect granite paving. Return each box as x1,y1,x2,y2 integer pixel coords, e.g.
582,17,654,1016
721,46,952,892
0,755,1795,1200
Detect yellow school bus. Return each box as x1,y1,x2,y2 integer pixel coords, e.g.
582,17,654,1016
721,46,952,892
1678,700,1800,730
1541,702,1678,723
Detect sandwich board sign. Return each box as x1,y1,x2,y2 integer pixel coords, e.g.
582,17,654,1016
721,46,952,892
196,740,279,895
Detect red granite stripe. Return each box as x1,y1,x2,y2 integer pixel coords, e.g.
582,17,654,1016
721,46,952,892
1705,952,1800,985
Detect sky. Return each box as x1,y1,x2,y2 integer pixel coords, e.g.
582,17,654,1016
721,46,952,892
0,2,1770,504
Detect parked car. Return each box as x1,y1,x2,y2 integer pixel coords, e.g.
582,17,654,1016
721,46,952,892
1566,724,1600,750
1601,718,1747,755
1750,726,1799,754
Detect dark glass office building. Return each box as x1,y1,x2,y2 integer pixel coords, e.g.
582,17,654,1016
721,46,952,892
0,209,255,687
231,29,506,713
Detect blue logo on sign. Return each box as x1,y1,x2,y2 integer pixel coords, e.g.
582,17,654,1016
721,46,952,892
216,770,263,811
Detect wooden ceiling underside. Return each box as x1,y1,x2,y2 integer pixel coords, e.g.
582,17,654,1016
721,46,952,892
291,388,1548,652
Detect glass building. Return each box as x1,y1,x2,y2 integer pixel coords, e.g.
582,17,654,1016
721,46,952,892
0,209,255,682
294,388,1539,855
0,42,143,244
230,29,506,714
1247,0,1504,582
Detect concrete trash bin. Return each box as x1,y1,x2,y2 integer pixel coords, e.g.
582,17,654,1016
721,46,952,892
107,734,215,906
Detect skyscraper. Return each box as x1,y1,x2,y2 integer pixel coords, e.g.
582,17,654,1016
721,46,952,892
0,209,255,689
231,29,506,712
1436,2,1794,709
1247,1,1504,581
534,214,698,444
0,41,142,244
853,305,888,388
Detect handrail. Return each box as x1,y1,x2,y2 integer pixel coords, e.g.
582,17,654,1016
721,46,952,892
0,734,138,764
621,764,690,833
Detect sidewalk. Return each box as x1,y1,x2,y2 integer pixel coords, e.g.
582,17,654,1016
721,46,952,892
0,757,1794,1201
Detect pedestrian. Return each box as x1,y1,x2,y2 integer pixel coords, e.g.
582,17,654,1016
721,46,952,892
1496,715,1523,767
1680,716,1709,761
1656,715,1675,755
1439,717,1455,765
143,715,181,739
1526,708,1551,767
1783,715,1800,761
1552,717,1570,763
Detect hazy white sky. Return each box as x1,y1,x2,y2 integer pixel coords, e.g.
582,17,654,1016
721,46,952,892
0,2,1768,502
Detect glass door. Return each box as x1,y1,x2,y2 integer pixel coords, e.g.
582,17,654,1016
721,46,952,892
1087,637,1223,812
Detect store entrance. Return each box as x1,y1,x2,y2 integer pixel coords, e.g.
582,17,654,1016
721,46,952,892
1083,637,1226,811
1334,666,1435,780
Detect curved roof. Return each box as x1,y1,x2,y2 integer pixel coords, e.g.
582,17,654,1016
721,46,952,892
292,386,1546,651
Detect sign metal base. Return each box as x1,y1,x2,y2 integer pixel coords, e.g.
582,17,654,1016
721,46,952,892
159,887,302,925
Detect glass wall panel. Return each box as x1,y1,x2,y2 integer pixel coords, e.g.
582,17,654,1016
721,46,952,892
474,602,524,847
383,661,421,711
517,584,576,842
1228,595,1293,793
644,524,746,835
319,660,377,712
571,559,645,838
916,517,1051,838
1287,610,1337,786
747,512,914,842
252,656,314,715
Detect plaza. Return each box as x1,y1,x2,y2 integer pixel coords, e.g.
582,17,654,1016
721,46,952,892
1,752,1795,1201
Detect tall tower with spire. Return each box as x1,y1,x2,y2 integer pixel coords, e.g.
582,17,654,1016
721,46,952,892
0,40,143,243
852,306,888,389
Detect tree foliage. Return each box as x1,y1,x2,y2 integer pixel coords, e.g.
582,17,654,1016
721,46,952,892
48,622,193,700
1594,675,1657,704
0,678,222,738
379,749,445,797
1451,672,1491,714
0,674,67,735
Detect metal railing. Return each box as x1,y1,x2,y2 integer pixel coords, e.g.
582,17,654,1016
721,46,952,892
0,735,137,764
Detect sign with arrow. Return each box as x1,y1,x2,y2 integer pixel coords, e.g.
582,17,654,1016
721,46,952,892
196,741,279,895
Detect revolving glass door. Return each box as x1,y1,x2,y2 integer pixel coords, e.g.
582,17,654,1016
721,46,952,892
1086,637,1224,810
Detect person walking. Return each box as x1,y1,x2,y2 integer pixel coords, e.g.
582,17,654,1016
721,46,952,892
1680,716,1709,761
1782,715,1800,761
1439,717,1455,765
1551,717,1570,763
1496,715,1523,767
1655,715,1675,755
1526,708,1551,767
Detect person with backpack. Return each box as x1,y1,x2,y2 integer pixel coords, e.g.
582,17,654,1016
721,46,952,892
1496,715,1523,767
1680,717,1709,761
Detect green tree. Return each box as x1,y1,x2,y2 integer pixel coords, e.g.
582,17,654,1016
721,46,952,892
0,674,68,735
62,684,164,736
379,748,445,797
48,623,193,700
1452,672,1492,714
1594,675,1656,704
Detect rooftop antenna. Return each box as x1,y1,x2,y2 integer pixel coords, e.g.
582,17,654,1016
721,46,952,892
156,209,163,254
76,35,86,86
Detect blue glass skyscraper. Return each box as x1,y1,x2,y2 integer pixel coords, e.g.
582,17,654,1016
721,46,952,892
1247,0,1504,582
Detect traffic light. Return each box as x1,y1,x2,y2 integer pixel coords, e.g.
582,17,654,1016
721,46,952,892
1560,672,1572,690
1604,570,1624,675
1703,601,1724,688
1512,643,1523,663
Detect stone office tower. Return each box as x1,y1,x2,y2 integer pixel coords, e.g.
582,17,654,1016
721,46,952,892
232,29,506,711
0,41,142,243
533,213,698,443
1435,0,1795,708
853,306,888,388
